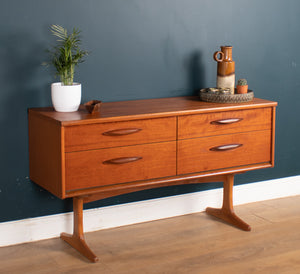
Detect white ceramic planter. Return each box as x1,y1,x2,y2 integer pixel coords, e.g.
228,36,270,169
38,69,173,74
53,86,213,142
51,82,81,112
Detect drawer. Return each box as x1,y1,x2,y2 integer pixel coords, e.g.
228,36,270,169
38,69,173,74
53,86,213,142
177,130,271,175
178,108,272,139
65,117,176,152
65,141,176,191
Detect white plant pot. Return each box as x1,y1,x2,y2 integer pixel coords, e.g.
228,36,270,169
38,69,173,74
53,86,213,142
51,82,82,112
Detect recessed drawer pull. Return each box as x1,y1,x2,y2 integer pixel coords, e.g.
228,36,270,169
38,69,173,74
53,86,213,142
210,118,243,125
210,143,243,152
103,156,143,165
102,128,142,136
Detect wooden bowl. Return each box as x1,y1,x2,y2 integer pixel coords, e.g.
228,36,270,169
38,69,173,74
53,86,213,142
84,100,102,114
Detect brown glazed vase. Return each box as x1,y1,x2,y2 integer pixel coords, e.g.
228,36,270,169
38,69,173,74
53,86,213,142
214,46,235,94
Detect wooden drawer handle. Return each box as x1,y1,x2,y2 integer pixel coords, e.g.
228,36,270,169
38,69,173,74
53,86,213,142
103,156,143,165
210,143,243,152
210,118,243,125
102,128,142,136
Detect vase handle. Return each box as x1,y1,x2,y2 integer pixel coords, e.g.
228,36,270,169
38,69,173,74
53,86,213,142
214,51,224,62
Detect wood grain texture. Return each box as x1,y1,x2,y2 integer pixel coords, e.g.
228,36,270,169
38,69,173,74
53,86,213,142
64,163,272,199
29,97,277,199
271,106,276,167
29,96,277,125
65,141,177,191
1,196,299,273
178,107,272,139
206,174,251,231
64,117,176,152
28,96,277,262
60,197,99,263
28,111,65,198
177,130,271,175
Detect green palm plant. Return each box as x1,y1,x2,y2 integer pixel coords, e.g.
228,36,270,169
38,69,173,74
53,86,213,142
46,25,88,85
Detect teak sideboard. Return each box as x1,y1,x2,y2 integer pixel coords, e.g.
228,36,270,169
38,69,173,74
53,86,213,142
28,96,277,262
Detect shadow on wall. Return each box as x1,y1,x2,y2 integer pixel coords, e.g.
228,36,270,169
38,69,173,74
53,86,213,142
0,31,68,221
0,32,43,176
186,50,206,96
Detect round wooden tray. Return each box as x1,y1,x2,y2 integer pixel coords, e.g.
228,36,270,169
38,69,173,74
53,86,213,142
199,90,254,103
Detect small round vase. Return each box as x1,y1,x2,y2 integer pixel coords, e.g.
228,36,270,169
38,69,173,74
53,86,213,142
236,85,248,94
51,82,81,112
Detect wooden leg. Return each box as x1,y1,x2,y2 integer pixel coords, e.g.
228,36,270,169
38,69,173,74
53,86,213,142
206,174,251,231
60,197,99,263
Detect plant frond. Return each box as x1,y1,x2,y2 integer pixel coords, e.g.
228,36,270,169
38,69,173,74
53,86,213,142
46,25,89,85
50,25,68,41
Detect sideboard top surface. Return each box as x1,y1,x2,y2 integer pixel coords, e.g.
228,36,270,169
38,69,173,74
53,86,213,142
28,96,277,126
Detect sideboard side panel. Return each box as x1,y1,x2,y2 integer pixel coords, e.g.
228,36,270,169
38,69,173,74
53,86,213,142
271,106,277,167
28,112,64,198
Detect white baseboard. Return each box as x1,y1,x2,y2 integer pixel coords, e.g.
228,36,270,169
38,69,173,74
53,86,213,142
1,175,300,247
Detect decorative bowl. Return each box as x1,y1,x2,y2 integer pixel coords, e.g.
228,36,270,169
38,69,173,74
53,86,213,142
84,100,102,114
199,89,254,103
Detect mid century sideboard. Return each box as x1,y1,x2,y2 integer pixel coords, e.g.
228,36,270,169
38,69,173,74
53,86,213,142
28,96,277,262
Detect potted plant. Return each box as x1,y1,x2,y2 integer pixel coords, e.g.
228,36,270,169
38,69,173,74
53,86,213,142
236,79,248,94
45,25,88,112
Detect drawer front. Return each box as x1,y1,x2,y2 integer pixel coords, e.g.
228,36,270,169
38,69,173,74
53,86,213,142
178,108,272,139
65,141,176,191
177,130,271,175
65,117,176,152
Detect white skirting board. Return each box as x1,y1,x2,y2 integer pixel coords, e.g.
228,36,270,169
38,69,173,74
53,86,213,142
1,175,300,247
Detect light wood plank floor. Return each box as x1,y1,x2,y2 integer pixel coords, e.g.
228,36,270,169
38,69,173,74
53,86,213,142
1,195,300,274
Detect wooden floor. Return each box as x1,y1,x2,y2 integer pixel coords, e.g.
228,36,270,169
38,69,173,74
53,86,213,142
1,195,300,274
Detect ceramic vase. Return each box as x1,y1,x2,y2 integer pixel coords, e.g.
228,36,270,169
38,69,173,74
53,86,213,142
214,46,235,94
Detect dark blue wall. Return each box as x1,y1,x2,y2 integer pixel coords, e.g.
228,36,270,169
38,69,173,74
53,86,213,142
1,0,299,222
